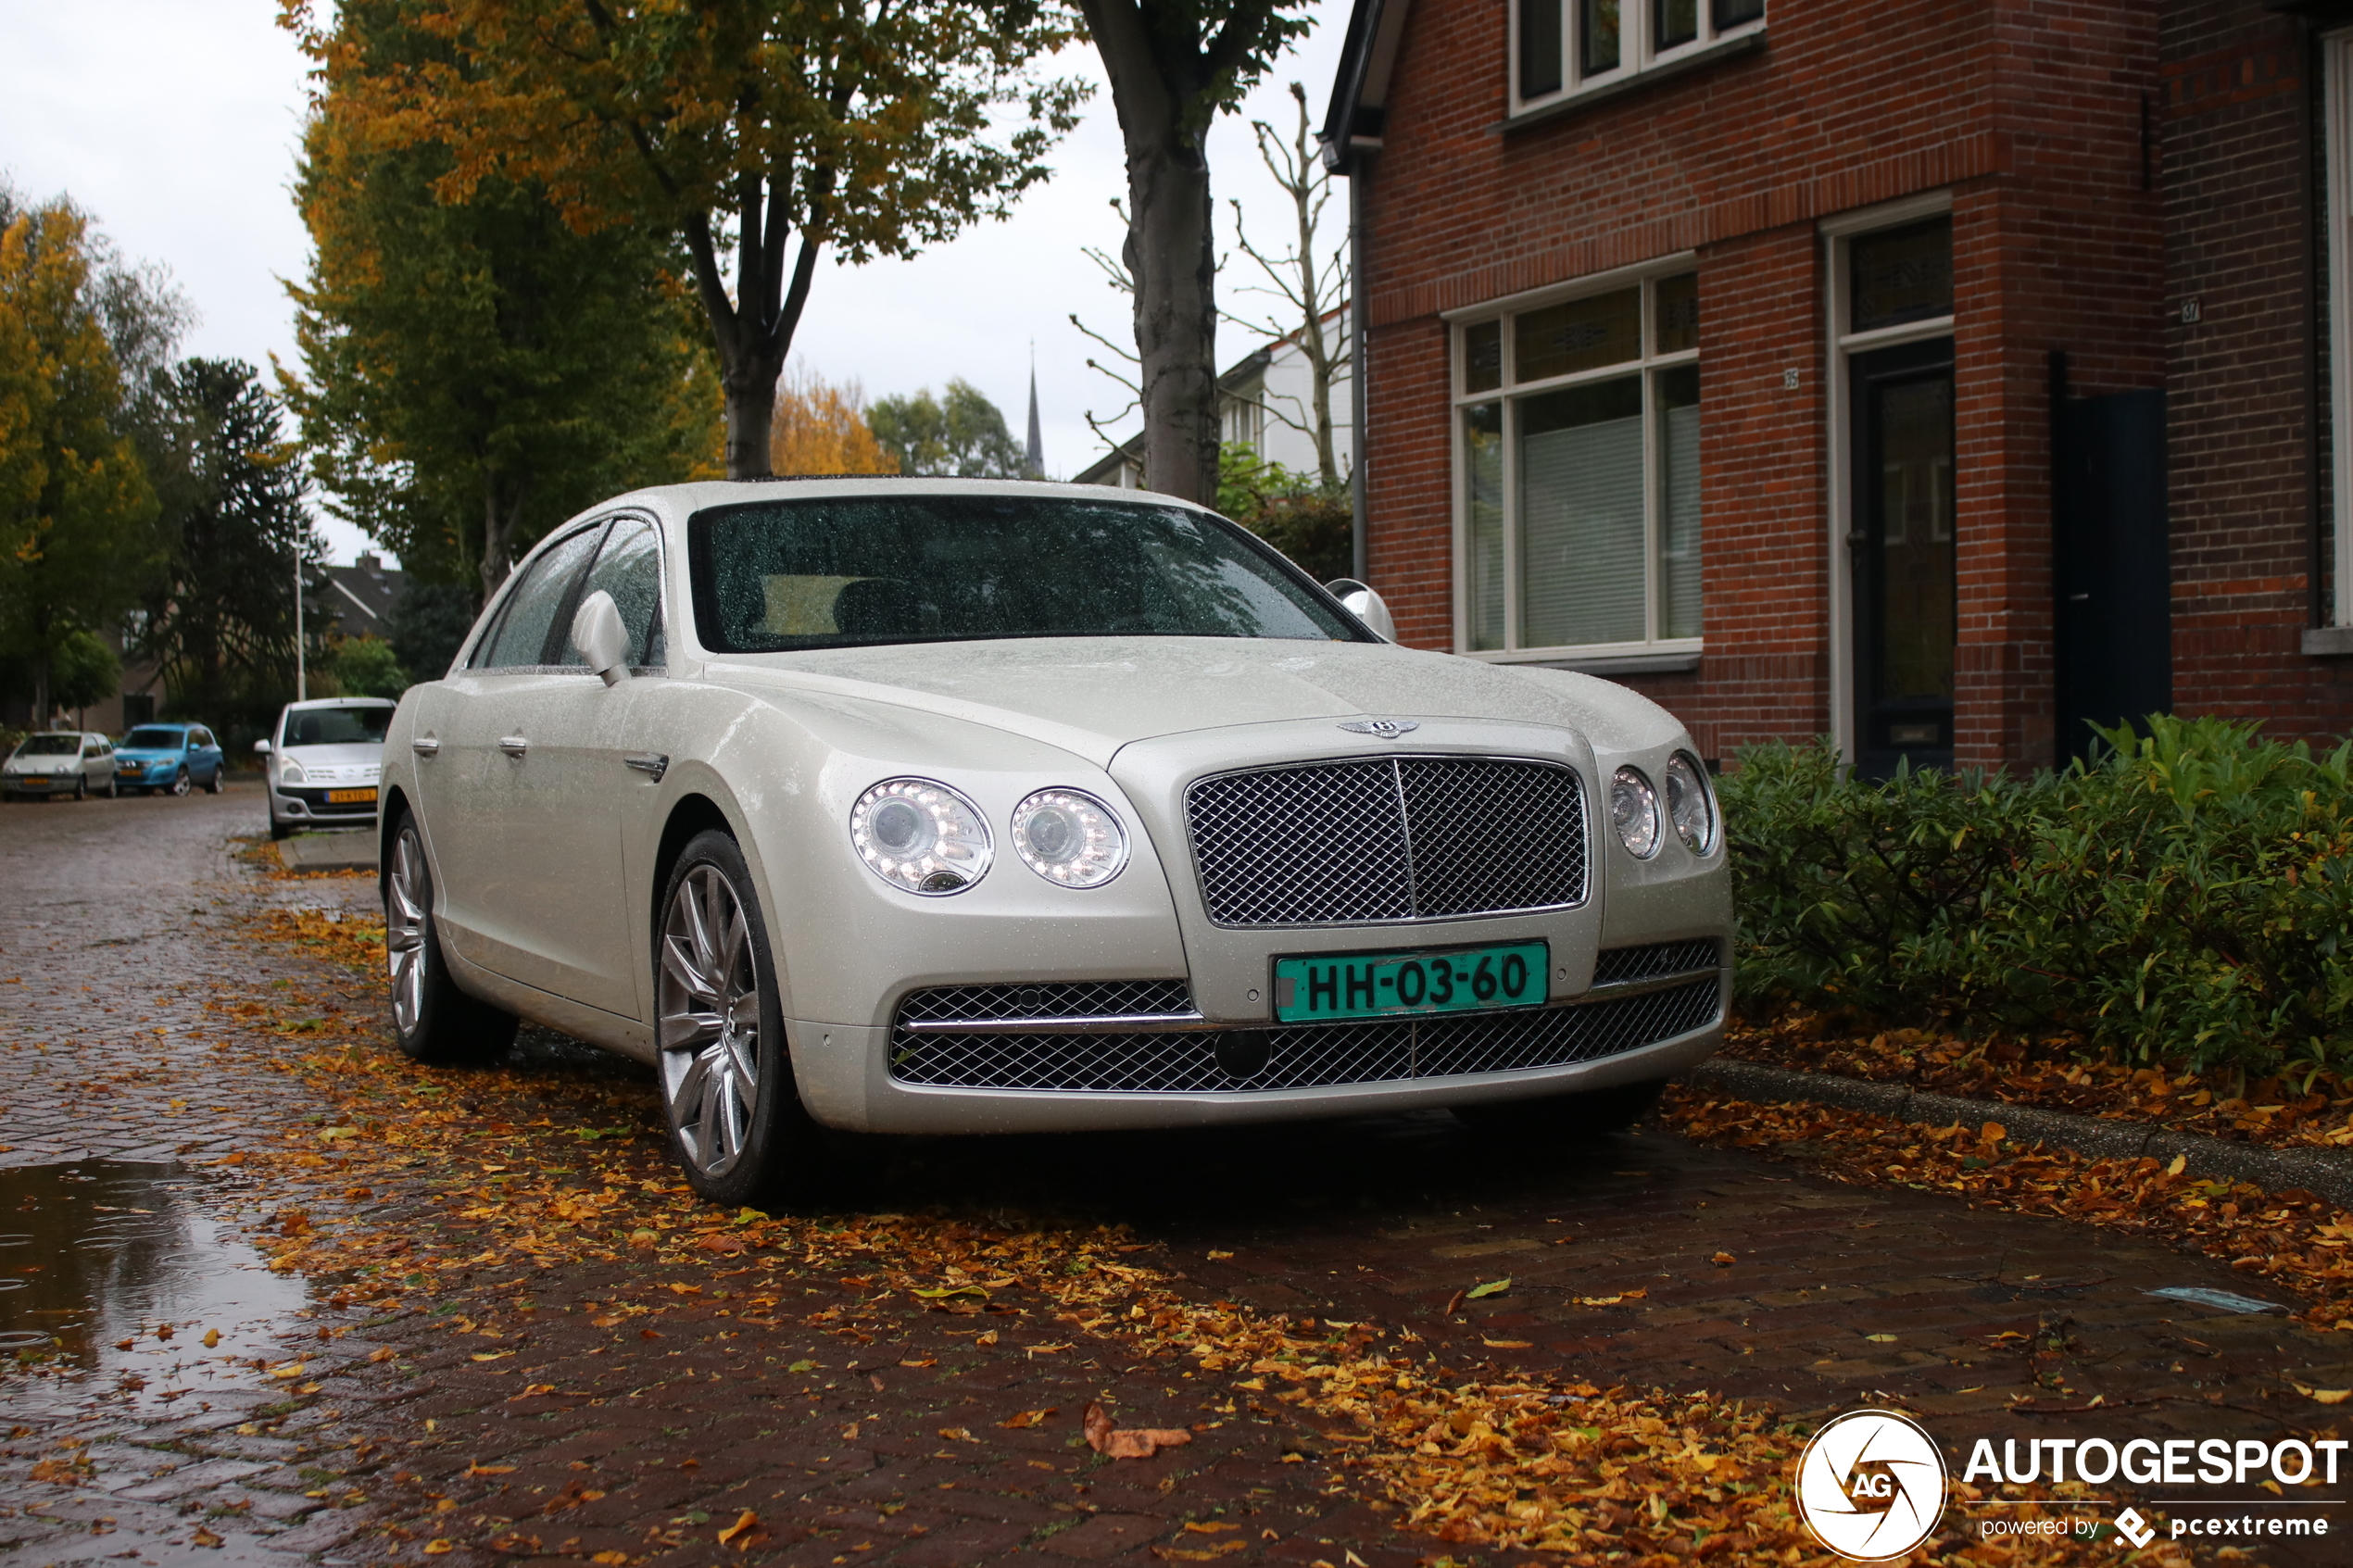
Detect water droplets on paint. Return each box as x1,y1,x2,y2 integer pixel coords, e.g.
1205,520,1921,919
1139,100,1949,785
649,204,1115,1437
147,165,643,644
0,1160,310,1414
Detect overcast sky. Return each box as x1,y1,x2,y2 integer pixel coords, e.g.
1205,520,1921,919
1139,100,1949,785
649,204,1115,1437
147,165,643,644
0,1,1347,566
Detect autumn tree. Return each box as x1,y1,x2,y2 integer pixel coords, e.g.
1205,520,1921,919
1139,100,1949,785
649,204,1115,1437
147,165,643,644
1077,0,1314,504
771,363,898,476
0,192,168,721
132,359,320,733
869,381,1026,477
285,0,720,601
283,0,1087,482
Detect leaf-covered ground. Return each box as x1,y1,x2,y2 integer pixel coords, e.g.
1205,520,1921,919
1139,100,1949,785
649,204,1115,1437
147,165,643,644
213,897,2187,1566
1722,1013,2353,1150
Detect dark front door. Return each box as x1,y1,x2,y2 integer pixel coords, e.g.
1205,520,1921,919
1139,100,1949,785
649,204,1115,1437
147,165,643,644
2053,388,2171,762
1852,338,1957,778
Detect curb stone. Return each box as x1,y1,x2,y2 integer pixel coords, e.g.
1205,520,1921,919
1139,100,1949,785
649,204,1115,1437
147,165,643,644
1681,1058,2353,1212
277,833,377,874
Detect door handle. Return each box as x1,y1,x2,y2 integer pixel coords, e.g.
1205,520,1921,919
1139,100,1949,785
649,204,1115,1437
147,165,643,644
412,738,441,757
2068,593,2090,603
498,735,529,758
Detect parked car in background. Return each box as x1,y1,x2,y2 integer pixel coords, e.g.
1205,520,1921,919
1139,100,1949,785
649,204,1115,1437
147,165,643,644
257,698,395,840
378,480,1731,1206
2,732,117,801
114,723,226,797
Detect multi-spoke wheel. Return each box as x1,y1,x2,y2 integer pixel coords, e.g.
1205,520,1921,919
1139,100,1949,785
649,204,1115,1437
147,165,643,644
382,813,516,1064
169,767,191,797
655,831,815,1205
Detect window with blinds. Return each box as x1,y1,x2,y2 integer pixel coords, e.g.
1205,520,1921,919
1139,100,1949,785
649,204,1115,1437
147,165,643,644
1454,269,1703,659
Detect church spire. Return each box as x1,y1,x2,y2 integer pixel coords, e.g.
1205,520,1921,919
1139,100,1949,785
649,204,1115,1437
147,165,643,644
1024,343,1045,480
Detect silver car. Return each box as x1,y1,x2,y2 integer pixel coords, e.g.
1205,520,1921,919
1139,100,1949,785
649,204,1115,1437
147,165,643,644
2,732,116,801
258,698,396,840
378,481,1732,1204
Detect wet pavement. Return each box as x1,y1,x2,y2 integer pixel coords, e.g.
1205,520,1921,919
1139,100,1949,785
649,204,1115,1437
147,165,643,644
4,784,2353,1564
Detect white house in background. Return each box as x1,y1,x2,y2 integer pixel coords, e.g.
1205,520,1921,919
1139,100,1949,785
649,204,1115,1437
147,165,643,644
1076,309,1353,489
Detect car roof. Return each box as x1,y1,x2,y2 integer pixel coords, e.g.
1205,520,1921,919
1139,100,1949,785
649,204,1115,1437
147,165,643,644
283,696,396,710
598,475,1207,521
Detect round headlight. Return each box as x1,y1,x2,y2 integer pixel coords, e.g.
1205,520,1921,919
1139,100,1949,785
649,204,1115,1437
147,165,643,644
1010,788,1129,888
280,759,308,785
1611,766,1662,859
1663,752,1717,855
849,778,992,895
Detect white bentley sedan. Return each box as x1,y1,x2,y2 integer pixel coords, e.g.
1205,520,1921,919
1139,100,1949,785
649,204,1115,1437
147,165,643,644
380,480,1730,1204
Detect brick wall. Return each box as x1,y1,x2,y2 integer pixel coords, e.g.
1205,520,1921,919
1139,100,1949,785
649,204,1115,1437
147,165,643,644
1356,0,2171,768
2160,3,2353,741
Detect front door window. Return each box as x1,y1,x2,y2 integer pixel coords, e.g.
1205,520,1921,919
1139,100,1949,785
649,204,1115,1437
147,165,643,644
1852,338,1956,775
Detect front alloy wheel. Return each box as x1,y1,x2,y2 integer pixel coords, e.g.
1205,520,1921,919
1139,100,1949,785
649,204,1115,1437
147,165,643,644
170,768,191,797
655,833,815,1204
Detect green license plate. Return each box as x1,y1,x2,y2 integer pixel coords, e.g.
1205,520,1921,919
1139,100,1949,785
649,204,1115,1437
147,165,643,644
1272,941,1549,1023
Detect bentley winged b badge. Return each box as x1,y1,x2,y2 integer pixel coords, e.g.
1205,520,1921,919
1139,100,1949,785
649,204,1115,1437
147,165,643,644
1339,719,1421,739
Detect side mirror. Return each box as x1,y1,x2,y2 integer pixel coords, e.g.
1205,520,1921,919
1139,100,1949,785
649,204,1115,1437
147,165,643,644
1323,577,1396,643
571,589,633,687
253,739,272,756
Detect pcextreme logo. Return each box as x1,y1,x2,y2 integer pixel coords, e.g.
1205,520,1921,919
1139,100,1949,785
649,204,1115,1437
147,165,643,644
1796,1410,1949,1562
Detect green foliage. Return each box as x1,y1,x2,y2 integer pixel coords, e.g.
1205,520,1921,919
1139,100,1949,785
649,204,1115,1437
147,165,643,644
385,580,479,684
285,6,720,598
328,636,410,699
1215,443,1350,581
868,381,1026,477
46,629,119,714
1721,716,2353,1081
132,359,319,737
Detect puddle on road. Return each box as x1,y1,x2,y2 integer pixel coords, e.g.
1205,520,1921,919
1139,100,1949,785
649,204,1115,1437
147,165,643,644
0,1160,310,1415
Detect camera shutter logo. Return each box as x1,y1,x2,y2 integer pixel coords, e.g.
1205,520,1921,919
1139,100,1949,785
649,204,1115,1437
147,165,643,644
1795,1410,1947,1561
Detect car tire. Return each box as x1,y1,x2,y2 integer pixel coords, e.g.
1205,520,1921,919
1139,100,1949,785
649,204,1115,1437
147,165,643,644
1453,1077,1668,1140
103,775,117,799
269,814,293,841
72,776,85,801
204,768,223,795
654,830,823,1208
170,768,191,797
383,813,518,1065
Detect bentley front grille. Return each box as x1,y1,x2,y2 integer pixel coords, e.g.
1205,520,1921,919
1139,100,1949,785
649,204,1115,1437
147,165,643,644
1592,938,1723,987
1183,756,1588,927
886,976,1718,1094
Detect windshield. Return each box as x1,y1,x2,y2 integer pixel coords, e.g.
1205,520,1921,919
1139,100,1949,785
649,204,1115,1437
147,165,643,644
17,734,82,756
284,707,394,747
688,495,1365,653
124,728,183,750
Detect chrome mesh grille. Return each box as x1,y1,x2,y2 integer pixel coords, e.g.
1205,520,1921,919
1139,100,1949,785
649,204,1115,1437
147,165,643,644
896,980,1194,1024
1184,756,1586,927
1592,938,1723,986
887,978,1718,1093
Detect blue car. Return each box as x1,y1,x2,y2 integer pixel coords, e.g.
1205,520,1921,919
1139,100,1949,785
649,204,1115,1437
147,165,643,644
114,722,226,797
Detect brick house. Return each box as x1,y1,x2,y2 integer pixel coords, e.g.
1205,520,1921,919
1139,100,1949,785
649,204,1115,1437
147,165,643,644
1321,0,2353,771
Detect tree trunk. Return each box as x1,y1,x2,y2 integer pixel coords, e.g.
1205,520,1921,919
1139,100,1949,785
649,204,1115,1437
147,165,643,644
723,355,785,481
1126,140,1219,506
479,477,526,602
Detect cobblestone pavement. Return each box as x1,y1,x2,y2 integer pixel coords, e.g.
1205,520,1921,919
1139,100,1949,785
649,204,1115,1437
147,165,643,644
4,794,2350,1566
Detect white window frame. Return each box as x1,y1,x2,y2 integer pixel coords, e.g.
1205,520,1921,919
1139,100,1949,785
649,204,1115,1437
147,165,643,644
1445,254,1703,665
1821,190,1957,765
1511,0,1765,118
2325,28,2353,627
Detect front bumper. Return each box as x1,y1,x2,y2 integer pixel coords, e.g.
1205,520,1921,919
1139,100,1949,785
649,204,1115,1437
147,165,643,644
5,775,82,794
271,785,380,822
787,950,1728,1133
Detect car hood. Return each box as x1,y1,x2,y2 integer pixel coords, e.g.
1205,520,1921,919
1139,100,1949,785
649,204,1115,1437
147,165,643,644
280,744,384,768
707,636,1682,766
115,748,187,763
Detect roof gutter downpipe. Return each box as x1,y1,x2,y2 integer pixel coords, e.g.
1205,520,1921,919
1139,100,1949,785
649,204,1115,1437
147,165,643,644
1349,151,1370,583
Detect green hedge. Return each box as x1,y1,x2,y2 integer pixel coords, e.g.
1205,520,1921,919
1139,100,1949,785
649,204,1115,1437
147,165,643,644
1718,715,2353,1081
